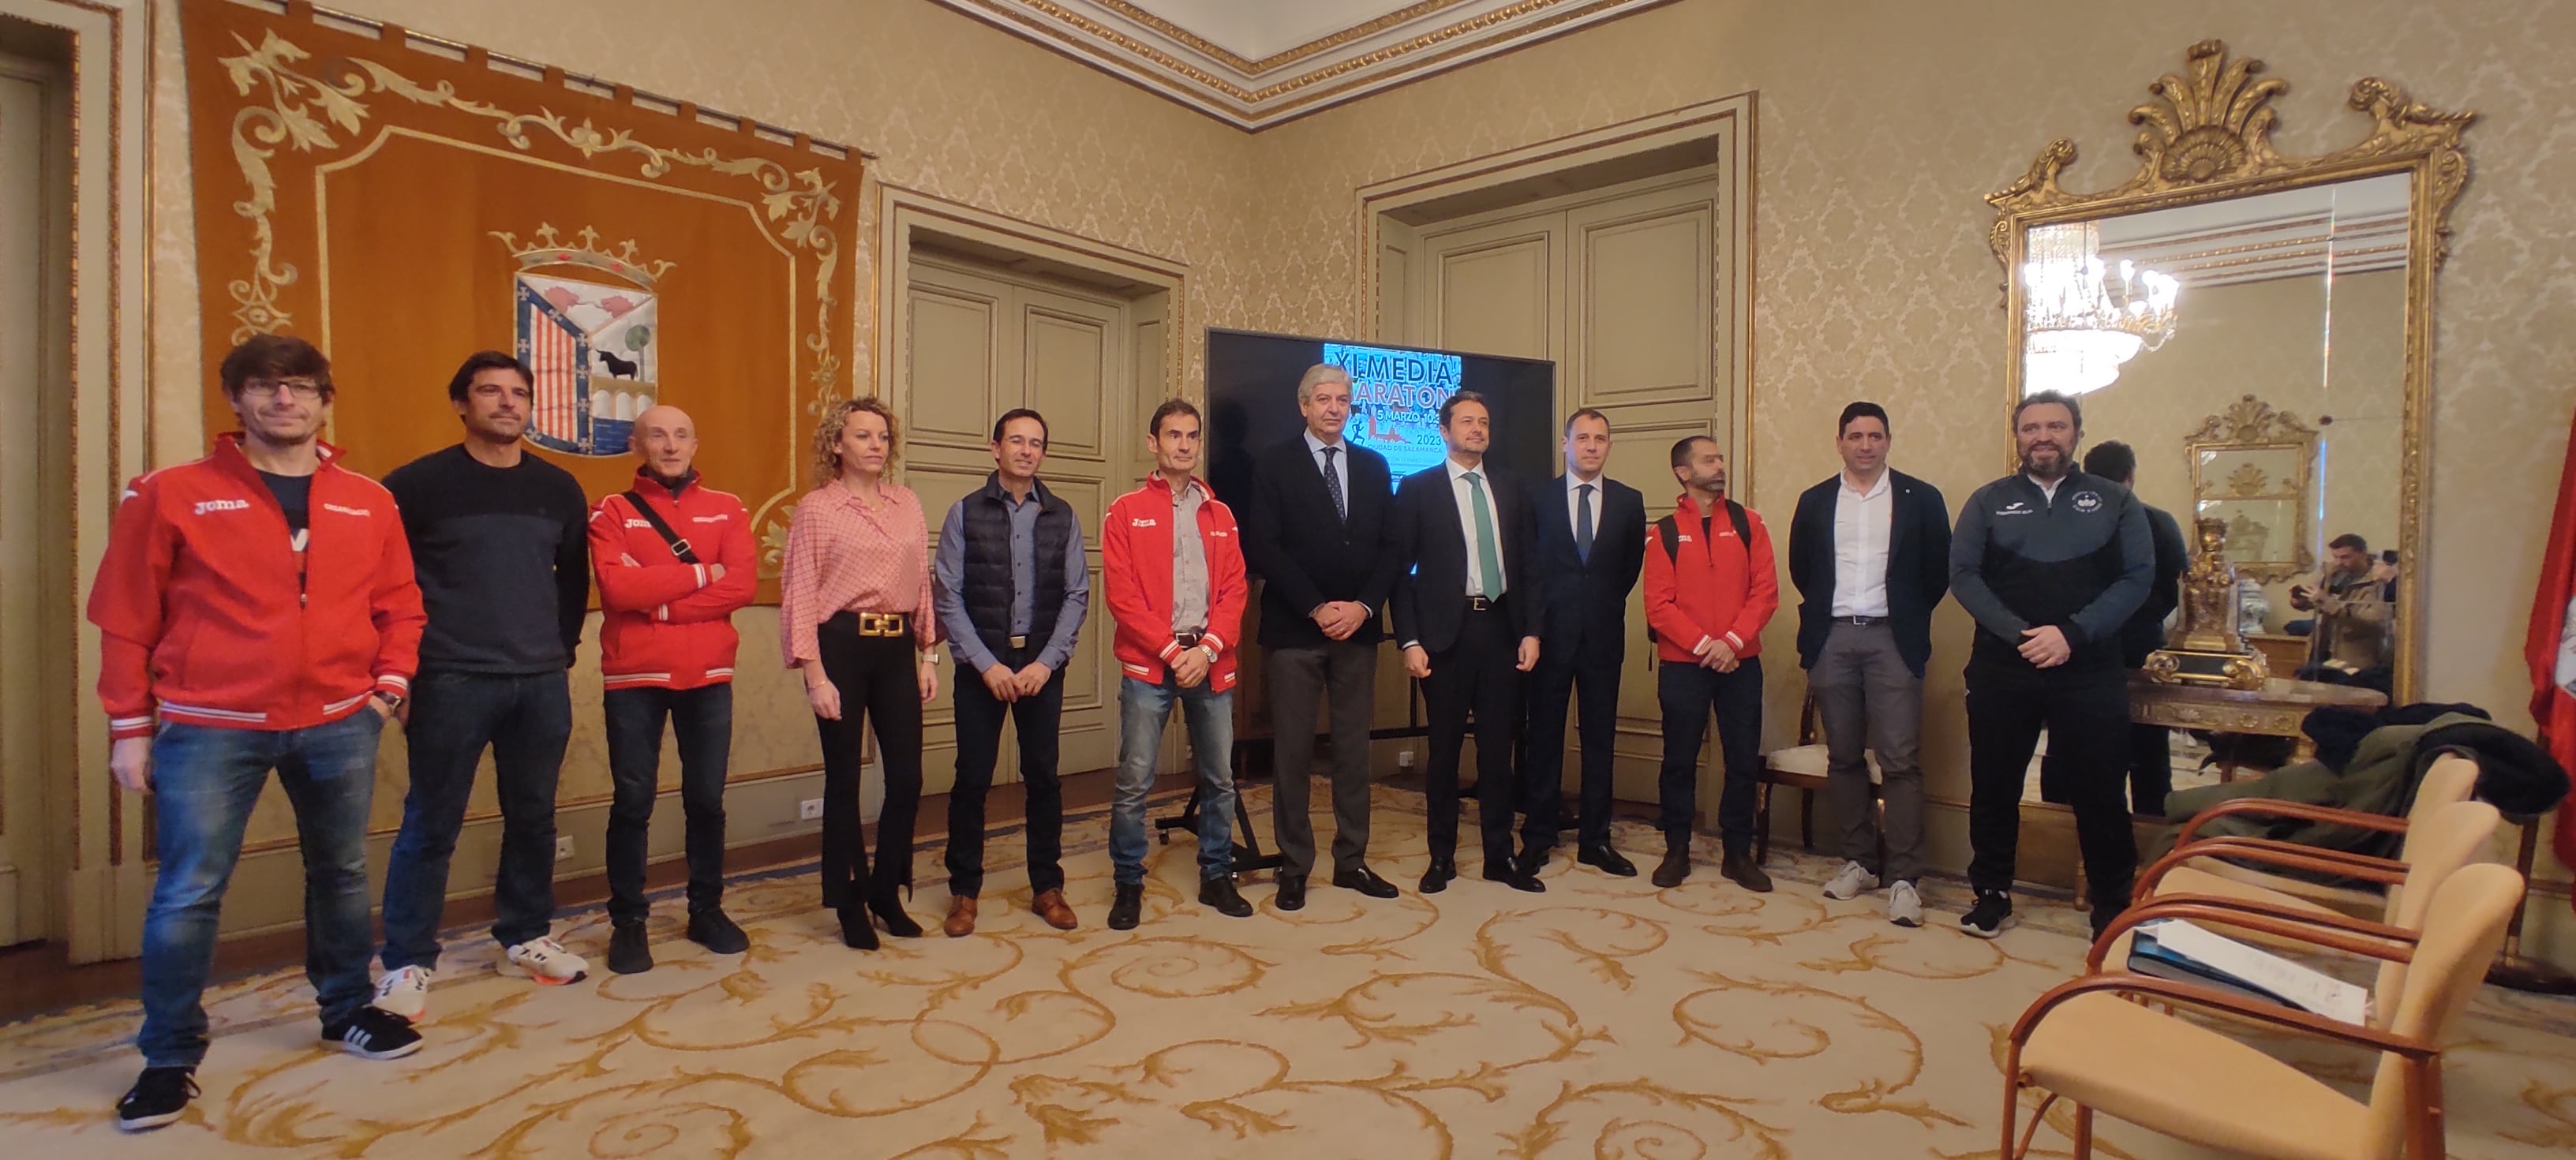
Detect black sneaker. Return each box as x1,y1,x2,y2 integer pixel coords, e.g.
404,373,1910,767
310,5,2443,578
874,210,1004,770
322,1005,424,1061
608,921,653,975
1960,890,2017,940
688,907,751,955
115,1066,197,1132
1107,882,1144,930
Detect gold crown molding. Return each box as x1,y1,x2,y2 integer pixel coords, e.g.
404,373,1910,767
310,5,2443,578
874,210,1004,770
931,0,1676,130
1986,39,2475,704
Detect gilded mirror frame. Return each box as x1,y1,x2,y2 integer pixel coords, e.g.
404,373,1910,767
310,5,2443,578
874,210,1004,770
2182,394,2320,583
1986,39,2474,702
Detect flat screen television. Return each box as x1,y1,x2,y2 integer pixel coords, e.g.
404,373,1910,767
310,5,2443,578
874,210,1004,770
1203,328,1557,567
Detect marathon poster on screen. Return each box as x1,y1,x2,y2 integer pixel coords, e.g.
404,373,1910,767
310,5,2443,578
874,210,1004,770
1324,342,1464,484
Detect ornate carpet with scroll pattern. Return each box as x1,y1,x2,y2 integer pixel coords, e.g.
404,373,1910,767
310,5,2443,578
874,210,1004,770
2,784,2571,1158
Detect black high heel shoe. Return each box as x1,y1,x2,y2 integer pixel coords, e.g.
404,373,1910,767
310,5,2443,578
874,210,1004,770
867,889,923,939
837,904,879,950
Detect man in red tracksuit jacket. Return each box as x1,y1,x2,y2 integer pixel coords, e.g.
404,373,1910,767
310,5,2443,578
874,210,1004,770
1099,399,1252,930
85,335,428,1131
587,406,758,975
1642,435,1780,892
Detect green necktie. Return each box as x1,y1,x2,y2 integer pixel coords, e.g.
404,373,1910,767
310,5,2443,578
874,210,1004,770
1465,470,1504,598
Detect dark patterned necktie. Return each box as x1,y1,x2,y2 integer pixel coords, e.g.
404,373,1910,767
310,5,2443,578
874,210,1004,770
1321,445,1346,522
1577,483,1595,563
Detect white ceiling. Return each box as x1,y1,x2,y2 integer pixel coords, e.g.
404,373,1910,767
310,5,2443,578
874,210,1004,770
930,0,1676,129
1118,0,1427,62
2091,173,2413,287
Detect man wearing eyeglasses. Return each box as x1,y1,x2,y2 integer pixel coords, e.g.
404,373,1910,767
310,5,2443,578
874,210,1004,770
88,335,429,1130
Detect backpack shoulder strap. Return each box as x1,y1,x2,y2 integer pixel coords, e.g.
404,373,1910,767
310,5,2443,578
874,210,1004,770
621,490,699,564
1653,514,1680,562
1725,499,1751,548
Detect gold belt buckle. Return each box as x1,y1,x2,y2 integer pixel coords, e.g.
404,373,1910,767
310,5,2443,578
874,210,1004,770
859,612,893,637
1008,634,1028,649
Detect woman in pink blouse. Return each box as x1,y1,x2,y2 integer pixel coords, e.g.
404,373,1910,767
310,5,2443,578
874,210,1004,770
781,399,940,950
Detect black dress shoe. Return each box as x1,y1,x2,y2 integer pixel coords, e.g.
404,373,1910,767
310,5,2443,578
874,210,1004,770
1107,881,1144,930
1578,844,1638,877
1483,865,1547,893
1331,865,1400,899
1512,847,1550,877
1650,848,1691,889
1200,875,1254,918
1720,848,1774,893
607,921,653,975
1275,874,1308,911
687,907,750,955
1420,857,1456,894
837,904,879,950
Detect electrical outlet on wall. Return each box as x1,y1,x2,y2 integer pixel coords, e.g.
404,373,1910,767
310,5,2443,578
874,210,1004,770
798,798,824,821
555,835,575,862
1398,750,1416,770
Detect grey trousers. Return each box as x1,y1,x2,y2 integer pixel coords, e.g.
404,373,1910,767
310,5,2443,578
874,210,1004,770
1810,621,1926,884
1267,639,1378,878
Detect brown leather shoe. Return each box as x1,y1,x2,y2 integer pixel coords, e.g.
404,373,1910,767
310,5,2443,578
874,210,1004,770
942,895,979,938
1032,889,1079,931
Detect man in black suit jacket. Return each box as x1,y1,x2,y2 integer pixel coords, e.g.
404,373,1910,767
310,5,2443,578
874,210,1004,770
1243,365,1404,909
1387,391,1544,893
1785,402,1949,926
2041,440,2188,813
1515,408,1648,877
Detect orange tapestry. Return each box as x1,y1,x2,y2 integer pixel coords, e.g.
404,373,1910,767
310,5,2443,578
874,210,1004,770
182,0,863,601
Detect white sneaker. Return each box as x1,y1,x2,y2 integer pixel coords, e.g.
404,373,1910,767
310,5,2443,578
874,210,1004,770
1888,880,1923,928
503,937,590,986
370,964,433,1022
1821,860,1880,901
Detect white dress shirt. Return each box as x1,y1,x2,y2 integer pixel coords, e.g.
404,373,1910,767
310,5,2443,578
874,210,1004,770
1832,469,1893,617
1304,429,1350,514
1446,455,1505,597
1565,470,1604,550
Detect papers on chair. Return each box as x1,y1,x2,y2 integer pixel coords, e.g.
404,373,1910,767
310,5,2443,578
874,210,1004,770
2126,919,2372,1026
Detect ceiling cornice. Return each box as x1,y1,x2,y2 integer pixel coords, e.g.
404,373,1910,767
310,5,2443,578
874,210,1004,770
927,0,1679,131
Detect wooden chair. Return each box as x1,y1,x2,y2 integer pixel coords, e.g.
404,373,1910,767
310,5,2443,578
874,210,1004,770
2154,755,2481,919
1754,690,1878,865
2003,862,2524,1159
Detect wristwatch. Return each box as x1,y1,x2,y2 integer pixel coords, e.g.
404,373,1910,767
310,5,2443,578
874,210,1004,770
373,690,406,714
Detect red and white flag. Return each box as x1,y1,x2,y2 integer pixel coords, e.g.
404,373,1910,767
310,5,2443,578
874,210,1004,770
2525,408,2576,913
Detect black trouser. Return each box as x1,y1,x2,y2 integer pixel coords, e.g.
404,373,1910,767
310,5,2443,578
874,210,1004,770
1654,655,1765,851
812,612,923,910
945,642,1066,898
1966,658,2136,913
1421,603,1522,869
603,683,733,926
1268,638,1380,879
1520,637,1622,851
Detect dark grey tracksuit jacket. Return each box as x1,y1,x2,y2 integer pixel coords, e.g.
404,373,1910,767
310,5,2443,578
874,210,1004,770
1947,469,2154,676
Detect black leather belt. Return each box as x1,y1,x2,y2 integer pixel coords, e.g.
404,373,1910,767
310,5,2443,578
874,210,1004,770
1174,631,1203,649
1836,615,1887,627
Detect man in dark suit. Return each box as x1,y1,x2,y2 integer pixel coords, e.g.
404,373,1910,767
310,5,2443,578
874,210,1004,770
1388,391,1544,894
1786,402,1949,926
1516,408,1648,877
1243,365,1403,910
2039,440,2187,814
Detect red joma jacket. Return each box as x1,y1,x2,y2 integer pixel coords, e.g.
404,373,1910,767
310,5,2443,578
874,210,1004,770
1642,490,1780,664
87,434,424,739
1102,473,1247,691
588,468,758,690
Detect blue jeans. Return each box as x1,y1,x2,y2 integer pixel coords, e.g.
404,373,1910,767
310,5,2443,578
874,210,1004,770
138,712,384,1068
380,671,573,970
604,684,732,925
1108,675,1234,885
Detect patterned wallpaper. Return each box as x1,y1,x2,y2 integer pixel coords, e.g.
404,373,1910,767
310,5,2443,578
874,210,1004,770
144,1,2576,892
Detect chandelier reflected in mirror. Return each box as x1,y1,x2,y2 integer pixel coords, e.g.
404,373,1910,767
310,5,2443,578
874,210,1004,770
2021,221,2181,395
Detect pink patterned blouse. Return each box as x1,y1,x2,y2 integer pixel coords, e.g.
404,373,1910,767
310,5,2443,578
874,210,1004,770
778,479,940,665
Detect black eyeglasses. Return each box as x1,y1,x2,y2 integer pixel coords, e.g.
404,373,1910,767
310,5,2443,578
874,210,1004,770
242,378,324,401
